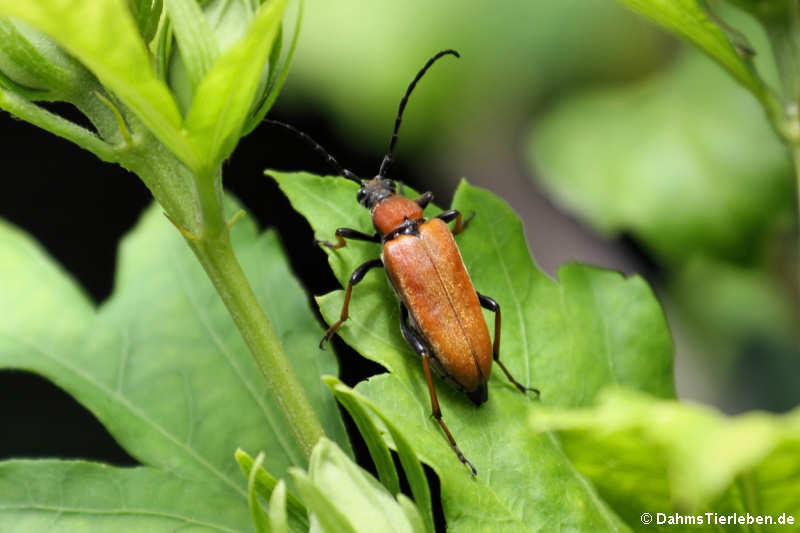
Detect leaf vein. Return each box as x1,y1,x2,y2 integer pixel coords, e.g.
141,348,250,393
0,332,246,498
166,244,304,466
0,504,242,533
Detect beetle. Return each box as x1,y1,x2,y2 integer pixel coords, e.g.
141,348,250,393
268,50,538,475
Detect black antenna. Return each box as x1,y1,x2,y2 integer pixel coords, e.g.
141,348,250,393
378,49,460,177
265,119,362,183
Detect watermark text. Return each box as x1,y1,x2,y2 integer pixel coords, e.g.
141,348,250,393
640,512,795,527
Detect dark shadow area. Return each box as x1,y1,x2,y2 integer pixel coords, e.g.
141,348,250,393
0,371,137,465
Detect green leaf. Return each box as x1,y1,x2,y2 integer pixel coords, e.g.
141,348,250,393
325,377,433,533
322,376,401,497
0,17,88,98
612,0,771,102
270,480,291,533
530,388,800,526
0,459,251,531
530,52,792,265
291,469,358,533
248,452,271,533
0,199,349,499
128,0,163,45
396,494,427,533
273,171,675,531
184,0,285,173
0,0,198,171
243,0,304,136
165,0,219,89
290,438,422,533
235,449,309,532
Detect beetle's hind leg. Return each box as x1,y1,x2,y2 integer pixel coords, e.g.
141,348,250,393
477,292,540,397
319,258,383,348
399,304,478,476
316,227,380,249
436,209,476,235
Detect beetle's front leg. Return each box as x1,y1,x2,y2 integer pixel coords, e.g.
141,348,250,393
477,292,540,396
437,209,476,235
316,228,380,249
399,304,477,476
319,258,383,348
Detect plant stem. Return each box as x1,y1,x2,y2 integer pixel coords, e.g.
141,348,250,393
760,1,800,233
188,172,325,460
117,125,325,461
764,2,800,104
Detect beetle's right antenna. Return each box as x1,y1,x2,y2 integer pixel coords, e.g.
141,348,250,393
265,119,362,184
378,49,460,178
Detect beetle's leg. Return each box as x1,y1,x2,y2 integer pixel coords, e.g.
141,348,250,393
477,292,540,396
400,304,477,476
316,228,380,249
414,191,434,209
436,210,476,235
319,258,383,348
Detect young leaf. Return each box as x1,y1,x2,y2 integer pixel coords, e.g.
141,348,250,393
248,452,271,533
0,199,349,499
322,375,401,497
235,448,309,532
243,0,304,136
0,18,88,98
184,0,286,173
530,388,800,525
128,0,163,45
164,0,219,89
0,459,251,531
0,0,198,171
325,377,434,533
290,438,423,533
290,469,359,533
270,480,291,533
274,171,675,531
397,494,427,533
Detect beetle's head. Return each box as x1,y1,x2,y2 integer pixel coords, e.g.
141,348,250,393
357,177,396,209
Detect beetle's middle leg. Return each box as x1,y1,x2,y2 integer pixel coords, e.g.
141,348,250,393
319,258,383,348
477,292,540,396
437,209,476,235
316,228,380,249
400,304,477,476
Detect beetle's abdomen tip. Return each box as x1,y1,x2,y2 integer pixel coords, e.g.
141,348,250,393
467,383,488,406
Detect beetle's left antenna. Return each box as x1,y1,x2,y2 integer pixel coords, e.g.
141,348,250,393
378,49,460,178
265,119,362,184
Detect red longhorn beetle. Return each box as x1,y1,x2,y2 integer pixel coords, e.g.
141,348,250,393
268,50,538,475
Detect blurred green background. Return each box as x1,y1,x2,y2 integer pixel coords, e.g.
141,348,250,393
275,0,799,413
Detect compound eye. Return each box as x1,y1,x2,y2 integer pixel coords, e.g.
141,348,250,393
356,189,367,204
